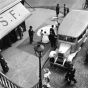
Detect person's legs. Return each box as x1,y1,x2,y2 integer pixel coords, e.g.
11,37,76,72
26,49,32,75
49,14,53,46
72,77,77,83
30,36,33,44
51,41,54,48
29,35,31,44
56,12,59,17
31,35,33,43
30,37,32,44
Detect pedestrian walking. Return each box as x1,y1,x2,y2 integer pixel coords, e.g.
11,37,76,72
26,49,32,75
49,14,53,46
56,4,60,17
65,65,77,84
28,26,34,44
63,4,67,17
65,69,71,82
69,67,77,84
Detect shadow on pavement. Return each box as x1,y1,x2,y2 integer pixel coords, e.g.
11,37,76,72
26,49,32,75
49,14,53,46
17,37,50,57
49,65,67,75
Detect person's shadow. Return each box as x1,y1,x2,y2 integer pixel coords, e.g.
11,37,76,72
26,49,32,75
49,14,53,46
61,79,77,88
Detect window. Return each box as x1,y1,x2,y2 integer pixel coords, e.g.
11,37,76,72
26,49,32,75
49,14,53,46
78,29,86,40
59,35,76,43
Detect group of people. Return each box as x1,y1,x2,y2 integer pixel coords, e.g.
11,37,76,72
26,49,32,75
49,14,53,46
8,25,24,46
28,4,71,46
0,25,24,50
65,64,77,84
43,68,51,88
42,64,77,88
28,24,58,50
56,3,69,17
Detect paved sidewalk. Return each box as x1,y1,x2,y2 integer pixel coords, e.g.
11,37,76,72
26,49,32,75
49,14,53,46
1,8,63,88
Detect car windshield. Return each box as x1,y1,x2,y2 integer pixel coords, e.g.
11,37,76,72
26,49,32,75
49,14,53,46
59,35,76,43
58,53,64,60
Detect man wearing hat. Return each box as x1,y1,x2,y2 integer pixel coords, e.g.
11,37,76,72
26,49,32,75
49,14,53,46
65,64,77,84
28,26,34,44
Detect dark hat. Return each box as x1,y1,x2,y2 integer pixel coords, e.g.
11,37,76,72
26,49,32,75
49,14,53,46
51,25,54,27
30,26,32,28
58,4,59,5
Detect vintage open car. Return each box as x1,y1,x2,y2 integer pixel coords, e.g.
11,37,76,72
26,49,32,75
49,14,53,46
49,44,79,68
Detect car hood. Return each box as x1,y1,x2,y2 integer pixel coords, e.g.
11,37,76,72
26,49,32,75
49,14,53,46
58,43,71,54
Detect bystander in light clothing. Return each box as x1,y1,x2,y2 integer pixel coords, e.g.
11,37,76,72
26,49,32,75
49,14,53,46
43,68,51,88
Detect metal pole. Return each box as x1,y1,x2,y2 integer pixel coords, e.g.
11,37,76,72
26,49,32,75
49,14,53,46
25,0,35,10
39,52,42,88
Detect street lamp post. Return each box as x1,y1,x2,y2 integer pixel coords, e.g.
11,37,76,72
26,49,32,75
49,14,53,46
34,43,44,88
39,51,42,88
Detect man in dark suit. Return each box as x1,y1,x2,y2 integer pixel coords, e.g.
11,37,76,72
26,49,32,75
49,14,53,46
28,26,34,44
56,4,60,17
64,4,67,17
65,65,77,84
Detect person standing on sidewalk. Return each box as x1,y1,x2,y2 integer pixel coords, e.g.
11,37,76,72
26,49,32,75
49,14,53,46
50,25,55,36
18,26,23,40
63,4,67,17
56,4,60,17
69,66,77,84
28,26,34,44
49,30,57,49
